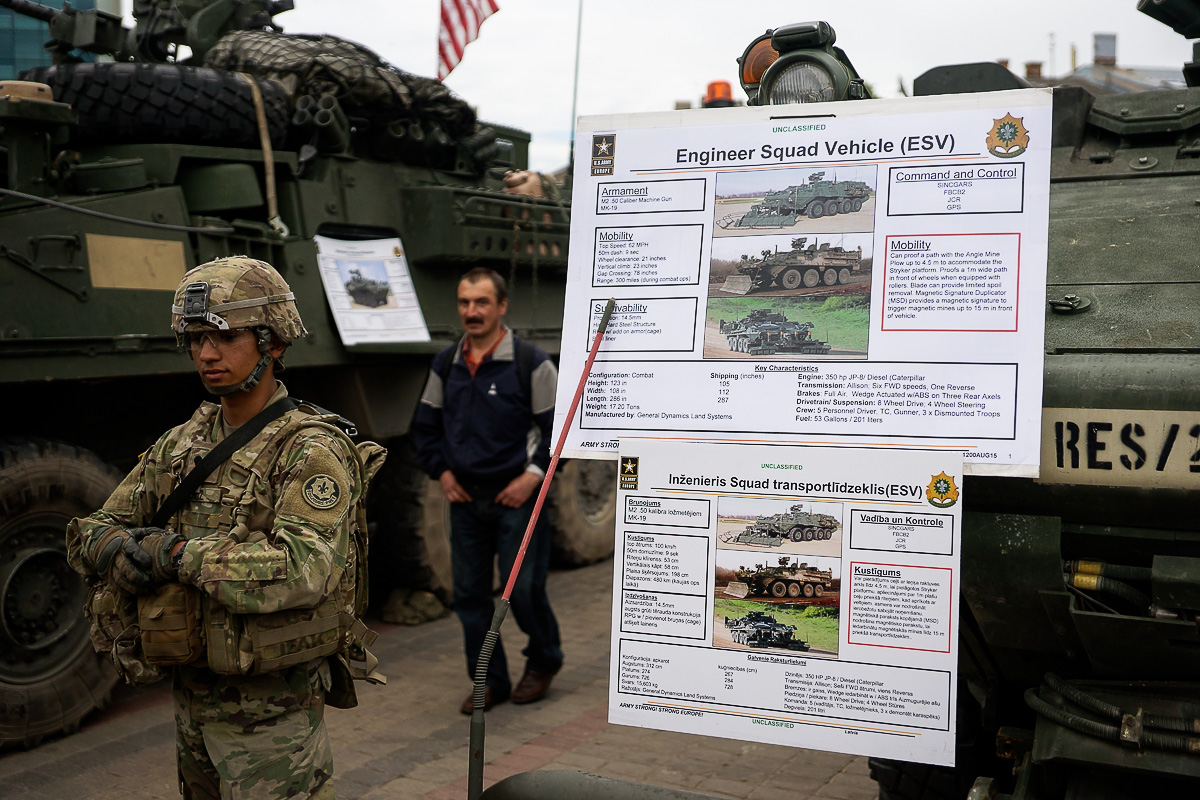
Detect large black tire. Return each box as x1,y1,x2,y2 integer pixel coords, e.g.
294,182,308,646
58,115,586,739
367,437,454,605
869,688,997,800
21,63,289,148
0,439,122,750
547,459,617,567
869,760,977,800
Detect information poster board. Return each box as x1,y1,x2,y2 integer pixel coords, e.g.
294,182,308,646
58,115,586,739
555,90,1051,476
611,438,963,765
314,235,430,345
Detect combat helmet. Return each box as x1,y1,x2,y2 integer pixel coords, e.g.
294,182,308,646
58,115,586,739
171,256,308,395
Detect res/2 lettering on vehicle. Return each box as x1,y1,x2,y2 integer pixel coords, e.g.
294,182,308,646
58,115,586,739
1040,407,1200,490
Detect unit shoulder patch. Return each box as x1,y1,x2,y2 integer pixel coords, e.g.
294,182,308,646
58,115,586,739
302,474,341,509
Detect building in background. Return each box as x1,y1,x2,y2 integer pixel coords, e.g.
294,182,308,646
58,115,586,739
1019,32,1185,94
0,0,123,80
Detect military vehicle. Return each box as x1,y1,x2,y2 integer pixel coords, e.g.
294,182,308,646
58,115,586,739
727,502,840,546
0,0,617,751
726,557,836,599
723,609,810,650
719,236,863,294
344,267,391,308
737,9,1200,800
717,308,832,355
717,171,872,229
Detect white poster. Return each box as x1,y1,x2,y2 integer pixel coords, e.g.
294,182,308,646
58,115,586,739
313,235,430,345
611,438,963,766
556,90,1051,476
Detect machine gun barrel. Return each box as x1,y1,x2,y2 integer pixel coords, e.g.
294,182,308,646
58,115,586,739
0,0,58,23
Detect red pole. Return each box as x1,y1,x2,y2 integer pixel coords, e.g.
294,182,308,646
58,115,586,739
501,297,616,600
468,298,616,800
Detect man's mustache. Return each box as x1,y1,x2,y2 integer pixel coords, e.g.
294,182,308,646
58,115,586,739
465,316,484,325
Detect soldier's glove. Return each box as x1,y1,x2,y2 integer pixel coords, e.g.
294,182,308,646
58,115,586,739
83,527,155,595
129,527,186,583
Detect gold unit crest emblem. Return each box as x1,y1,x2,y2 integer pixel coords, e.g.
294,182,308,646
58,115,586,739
986,113,1029,158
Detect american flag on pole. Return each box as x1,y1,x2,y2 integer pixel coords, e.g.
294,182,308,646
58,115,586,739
437,0,500,80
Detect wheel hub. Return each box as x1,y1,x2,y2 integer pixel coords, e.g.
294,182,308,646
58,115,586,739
1,547,81,651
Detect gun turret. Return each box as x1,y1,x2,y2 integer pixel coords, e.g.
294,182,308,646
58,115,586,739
0,0,133,59
0,0,294,64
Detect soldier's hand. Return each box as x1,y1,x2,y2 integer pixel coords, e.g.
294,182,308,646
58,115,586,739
439,470,472,503
82,527,153,593
129,527,186,583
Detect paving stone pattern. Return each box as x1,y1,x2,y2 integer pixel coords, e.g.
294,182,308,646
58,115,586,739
0,560,878,800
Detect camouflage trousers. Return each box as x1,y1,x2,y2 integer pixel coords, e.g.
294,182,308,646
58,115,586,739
172,660,335,800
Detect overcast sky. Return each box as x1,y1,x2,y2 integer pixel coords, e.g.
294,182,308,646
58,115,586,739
272,1,1195,171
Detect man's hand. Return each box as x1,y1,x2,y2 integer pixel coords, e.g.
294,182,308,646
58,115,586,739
495,471,543,509
131,527,186,583
439,470,473,503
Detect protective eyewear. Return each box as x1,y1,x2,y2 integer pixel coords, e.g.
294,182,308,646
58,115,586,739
185,329,252,354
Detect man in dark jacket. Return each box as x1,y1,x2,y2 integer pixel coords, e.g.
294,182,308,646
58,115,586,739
413,267,562,713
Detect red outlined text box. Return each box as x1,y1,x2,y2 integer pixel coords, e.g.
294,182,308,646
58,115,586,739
846,561,954,653
880,232,1020,333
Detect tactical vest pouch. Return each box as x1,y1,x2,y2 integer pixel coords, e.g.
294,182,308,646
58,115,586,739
246,596,343,673
84,579,137,654
204,596,344,676
112,627,167,687
137,583,205,666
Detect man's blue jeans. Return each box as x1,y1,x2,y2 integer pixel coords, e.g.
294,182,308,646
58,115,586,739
450,487,563,696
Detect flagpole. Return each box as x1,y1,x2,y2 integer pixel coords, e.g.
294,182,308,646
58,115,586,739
566,0,583,183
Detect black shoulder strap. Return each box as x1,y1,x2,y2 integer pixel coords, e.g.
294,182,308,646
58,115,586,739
151,397,298,529
434,343,455,384
514,336,534,403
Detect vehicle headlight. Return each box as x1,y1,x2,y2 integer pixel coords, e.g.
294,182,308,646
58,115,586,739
737,21,869,106
765,61,837,104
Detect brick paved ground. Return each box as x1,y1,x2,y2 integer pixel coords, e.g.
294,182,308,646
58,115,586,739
0,560,879,800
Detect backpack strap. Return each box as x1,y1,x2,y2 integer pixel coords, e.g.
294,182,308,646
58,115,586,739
151,397,298,529
513,335,534,404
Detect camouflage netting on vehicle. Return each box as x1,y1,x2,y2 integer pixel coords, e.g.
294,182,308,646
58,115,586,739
203,30,477,140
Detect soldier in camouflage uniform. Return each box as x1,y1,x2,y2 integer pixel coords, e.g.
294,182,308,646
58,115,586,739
66,257,383,800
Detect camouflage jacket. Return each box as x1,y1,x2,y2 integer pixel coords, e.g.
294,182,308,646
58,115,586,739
67,389,371,617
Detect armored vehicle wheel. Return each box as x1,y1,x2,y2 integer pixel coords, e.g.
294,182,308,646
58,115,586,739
788,526,804,542
770,581,788,597
804,528,814,541
841,199,853,213
369,437,454,604
787,581,802,598
803,582,815,598
780,268,804,290
823,269,838,286
824,199,839,216
852,199,864,212
838,268,852,284
0,438,122,750
814,584,824,597
21,63,289,148
548,459,618,567
803,269,821,288
807,201,824,219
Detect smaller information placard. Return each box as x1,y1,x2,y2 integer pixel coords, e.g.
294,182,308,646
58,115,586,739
610,438,963,766
314,235,430,346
